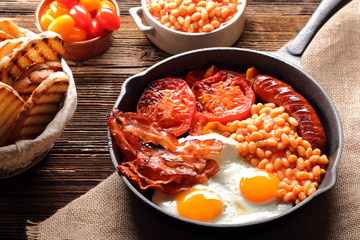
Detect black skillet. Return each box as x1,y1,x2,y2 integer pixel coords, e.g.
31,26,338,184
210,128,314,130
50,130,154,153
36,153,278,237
108,0,350,232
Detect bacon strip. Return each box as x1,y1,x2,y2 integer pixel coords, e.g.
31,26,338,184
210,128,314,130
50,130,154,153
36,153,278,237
108,111,222,194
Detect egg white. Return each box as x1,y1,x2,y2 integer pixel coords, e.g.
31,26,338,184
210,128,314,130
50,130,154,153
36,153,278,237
152,133,293,224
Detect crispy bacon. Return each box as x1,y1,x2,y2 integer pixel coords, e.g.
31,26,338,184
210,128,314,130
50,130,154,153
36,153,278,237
112,109,179,151
108,111,222,194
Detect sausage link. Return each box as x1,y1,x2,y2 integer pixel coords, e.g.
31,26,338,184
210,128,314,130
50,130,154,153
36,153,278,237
253,75,327,153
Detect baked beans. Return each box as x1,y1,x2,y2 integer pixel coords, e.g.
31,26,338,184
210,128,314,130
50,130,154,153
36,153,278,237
147,0,242,33
229,103,329,204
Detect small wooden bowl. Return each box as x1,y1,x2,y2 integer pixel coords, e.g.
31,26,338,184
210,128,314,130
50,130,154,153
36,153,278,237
34,0,120,60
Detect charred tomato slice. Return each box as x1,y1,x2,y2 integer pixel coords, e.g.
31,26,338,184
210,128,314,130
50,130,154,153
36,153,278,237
137,78,196,137
192,70,255,124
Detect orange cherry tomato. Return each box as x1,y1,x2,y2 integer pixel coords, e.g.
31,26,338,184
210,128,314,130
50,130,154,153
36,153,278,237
80,0,101,12
45,9,53,16
98,0,115,11
47,1,70,18
62,26,89,42
40,14,55,30
48,14,75,37
58,0,78,8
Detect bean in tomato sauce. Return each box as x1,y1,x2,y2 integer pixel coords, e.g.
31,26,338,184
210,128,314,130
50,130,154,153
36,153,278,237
147,0,242,33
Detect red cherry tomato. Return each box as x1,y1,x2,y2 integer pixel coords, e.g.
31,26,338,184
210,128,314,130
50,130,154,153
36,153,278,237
58,0,78,8
40,14,55,30
80,0,100,12
48,1,70,18
62,26,89,42
87,18,105,38
70,4,91,29
98,0,115,11
89,9,97,18
96,7,120,31
137,78,196,137
192,70,255,124
48,14,75,37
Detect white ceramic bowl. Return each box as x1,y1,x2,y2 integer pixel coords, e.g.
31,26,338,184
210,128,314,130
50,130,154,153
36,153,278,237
130,0,247,54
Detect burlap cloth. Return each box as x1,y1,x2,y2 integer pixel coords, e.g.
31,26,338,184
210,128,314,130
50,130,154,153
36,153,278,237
26,1,360,239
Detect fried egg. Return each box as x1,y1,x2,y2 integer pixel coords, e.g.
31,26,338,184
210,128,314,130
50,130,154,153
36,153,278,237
152,133,293,224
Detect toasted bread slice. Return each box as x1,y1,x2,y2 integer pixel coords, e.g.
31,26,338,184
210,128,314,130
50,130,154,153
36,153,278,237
12,63,55,101
9,71,69,143
0,82,25,146
0,19,21,38
0,37,25,59
1,31,64,86
0,30,14,42
44,60,63,71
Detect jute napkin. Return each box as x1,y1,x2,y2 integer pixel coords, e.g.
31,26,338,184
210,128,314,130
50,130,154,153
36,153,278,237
27,0,360,239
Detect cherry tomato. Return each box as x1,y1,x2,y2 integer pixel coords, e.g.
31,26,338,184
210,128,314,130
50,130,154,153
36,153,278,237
48,14,75,37
96,7,120,31
137,78,197,137
62,26,88,42
87,18,104,38
80,0,100,12
89,9,97,18
70,5,91,29
47,1,69,18
192,70,255,124
98,0,115,11
45,9,53,16
58,0,78,8
40,14,55,30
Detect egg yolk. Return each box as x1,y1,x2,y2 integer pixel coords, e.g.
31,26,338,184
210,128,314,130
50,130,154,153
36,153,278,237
176,189,223,222
240,172,280,204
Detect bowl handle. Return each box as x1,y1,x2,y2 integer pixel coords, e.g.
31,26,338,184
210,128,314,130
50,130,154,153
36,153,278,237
129,7,154,34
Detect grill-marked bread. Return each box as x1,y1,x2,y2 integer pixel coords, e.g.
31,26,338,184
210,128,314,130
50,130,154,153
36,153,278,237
9,71,69,143
12,63,55,101
0,19,21,38
1,31,64,86
0,82,24,146
0,37,25,60
0,30,14,42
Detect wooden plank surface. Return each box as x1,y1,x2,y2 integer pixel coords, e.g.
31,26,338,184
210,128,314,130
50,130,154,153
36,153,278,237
0,0,320,238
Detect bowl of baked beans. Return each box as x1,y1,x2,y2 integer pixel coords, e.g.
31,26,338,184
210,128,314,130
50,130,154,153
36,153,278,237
130,0,247,54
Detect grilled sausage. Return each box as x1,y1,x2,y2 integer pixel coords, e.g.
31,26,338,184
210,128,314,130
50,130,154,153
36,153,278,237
253,75,327,153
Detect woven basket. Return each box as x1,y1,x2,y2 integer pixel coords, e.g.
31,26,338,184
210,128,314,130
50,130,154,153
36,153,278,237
0,59,77,178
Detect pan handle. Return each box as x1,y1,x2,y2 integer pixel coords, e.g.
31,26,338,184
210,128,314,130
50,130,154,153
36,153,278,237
274,0,352,65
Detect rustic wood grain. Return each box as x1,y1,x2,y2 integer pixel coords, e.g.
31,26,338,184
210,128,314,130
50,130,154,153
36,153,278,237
0,0,320,238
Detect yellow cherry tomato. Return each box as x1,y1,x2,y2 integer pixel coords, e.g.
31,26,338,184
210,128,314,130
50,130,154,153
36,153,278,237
48,14,75,37
48,1,70,18
40,14,55,30
98,0,115,11
80,0,101,12
45,9,53,16
62,26,89,42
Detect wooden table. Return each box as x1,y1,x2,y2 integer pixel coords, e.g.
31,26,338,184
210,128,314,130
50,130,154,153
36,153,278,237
0,0,320,238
